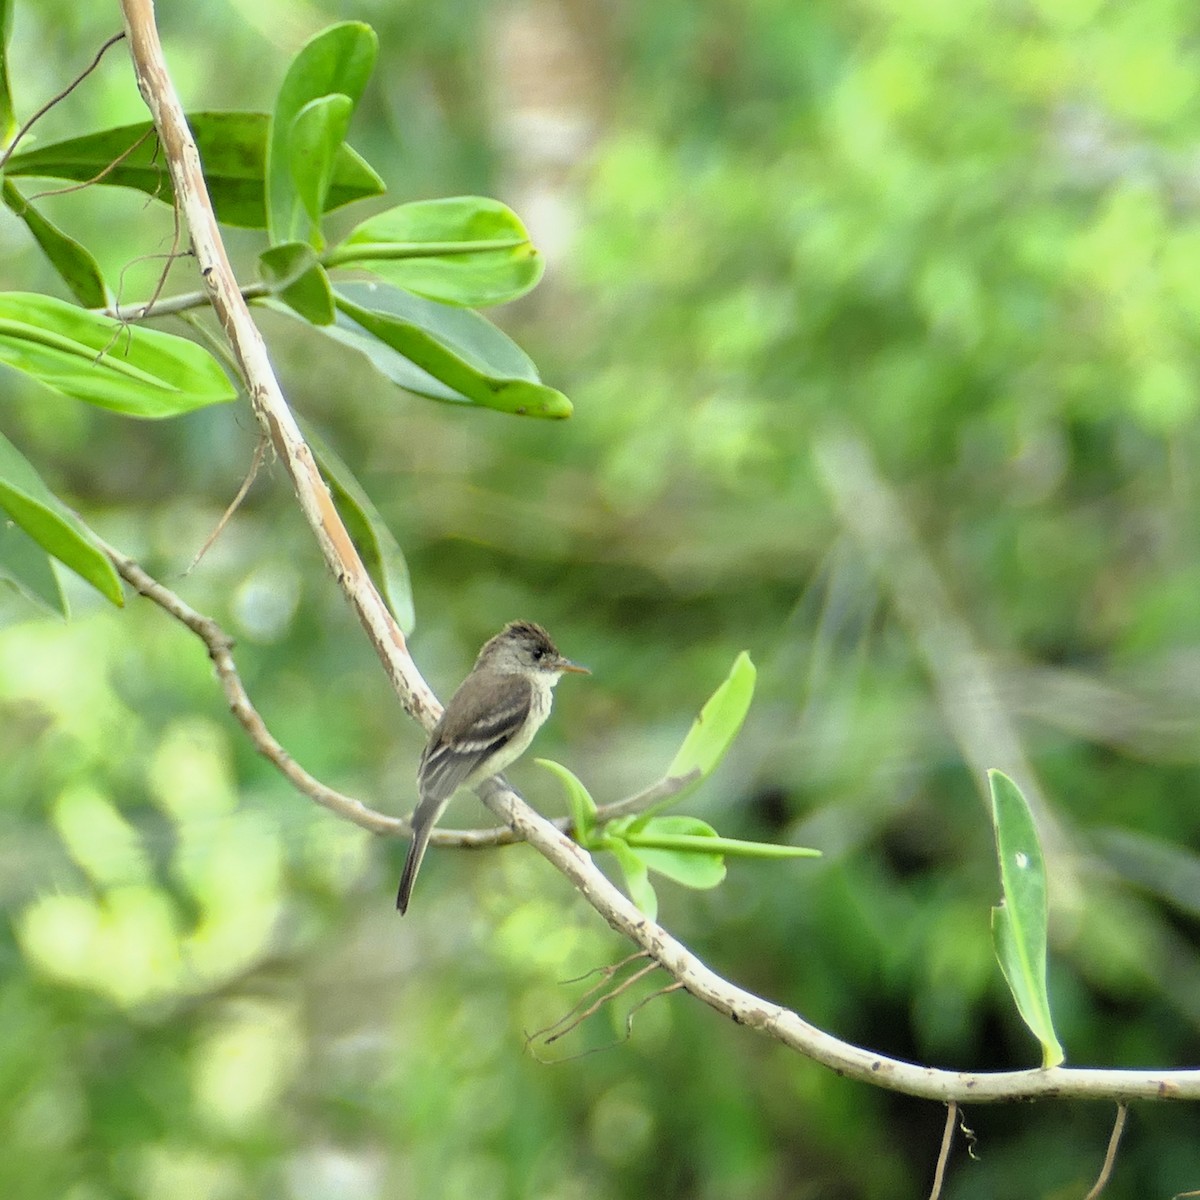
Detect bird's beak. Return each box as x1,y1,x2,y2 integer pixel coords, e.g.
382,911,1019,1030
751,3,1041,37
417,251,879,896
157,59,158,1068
557,657,590,675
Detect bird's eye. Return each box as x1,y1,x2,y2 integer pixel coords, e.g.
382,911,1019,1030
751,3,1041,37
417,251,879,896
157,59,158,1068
532,647,545,662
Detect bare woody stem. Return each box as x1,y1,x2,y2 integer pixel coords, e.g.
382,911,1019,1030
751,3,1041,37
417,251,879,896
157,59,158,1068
119,0,441,734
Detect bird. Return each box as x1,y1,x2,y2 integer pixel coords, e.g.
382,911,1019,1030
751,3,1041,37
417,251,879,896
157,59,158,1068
397,621,588,913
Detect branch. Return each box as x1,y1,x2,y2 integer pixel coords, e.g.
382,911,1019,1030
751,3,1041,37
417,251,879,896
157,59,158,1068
474,776,1200,1102
116,2,1200,1106
103,536,680,849
119,0,441,736
99,535,532,848
104,281,271,321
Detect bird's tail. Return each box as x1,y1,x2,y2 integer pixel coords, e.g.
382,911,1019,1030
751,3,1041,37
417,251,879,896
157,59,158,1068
396,812,434,914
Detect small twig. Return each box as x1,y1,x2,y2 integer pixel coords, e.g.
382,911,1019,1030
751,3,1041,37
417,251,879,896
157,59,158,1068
104,280,272,321
526,954,656,1047
1082,1104,1128,1200
927,1102,958,1200
585,770,702,823
541,962,660,1046
22,124,155,202
184,435,269,574
558,950,649,987
0,31,127,170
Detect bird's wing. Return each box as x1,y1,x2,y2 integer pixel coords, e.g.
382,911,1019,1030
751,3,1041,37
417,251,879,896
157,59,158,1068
417,671,533,805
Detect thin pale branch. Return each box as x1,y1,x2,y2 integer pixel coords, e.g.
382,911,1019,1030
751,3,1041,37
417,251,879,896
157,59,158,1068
927,1103,957,1200
0,31,127,170
1082,1104,1128,1200
104,280,271,321
119,0,442,735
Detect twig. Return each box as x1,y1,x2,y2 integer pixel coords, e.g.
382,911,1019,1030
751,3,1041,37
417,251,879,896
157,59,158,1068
22,124,156,203
1082,1104,1128,1200
184,435,269,574
0,31,127,170
927,1102,957,1200
104,281,272,321
533,961,660,1046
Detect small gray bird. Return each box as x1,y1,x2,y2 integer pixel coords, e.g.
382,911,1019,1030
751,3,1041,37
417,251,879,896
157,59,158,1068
397,621,588,914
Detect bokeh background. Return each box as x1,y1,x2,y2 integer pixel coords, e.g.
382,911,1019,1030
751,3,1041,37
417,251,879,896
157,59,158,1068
4,0,1200,1196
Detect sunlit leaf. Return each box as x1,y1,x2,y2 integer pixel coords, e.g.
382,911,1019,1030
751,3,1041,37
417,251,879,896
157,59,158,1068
331,196,544,307
535,758,597,840
4,112,384,229
267,22,377,244
604,837,658,920
288,93,353,240
0,430,122,605
332,283,572,418
989,769,1064,1068
656,651,756,810
2,180,109,308
0,293,236,415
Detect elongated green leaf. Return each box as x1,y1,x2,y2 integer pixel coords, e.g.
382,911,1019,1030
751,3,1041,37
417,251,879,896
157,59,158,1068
989,769,1064,1068
535,758,597,840
0,294,236,416
259,243,334,324
332,283,572,418
331,196,544,307
0,0,15,150
288,94,353,240
5,113,384,229
656,651,756,811
301,421,414,631
0,514,66,615
622,825,822,860
603,837,658,919
2,180,109,307
0,431,122,605
268,22,377,244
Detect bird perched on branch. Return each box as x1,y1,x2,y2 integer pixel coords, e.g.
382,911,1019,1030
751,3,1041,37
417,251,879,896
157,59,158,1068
397,621,589,914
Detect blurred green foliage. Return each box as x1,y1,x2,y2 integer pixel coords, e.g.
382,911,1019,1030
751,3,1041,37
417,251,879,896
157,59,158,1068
3,0,1200,1197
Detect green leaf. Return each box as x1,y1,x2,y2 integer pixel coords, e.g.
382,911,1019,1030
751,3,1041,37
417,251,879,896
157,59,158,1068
603,837,658,920
4,113,384,229
619,821,822,861
535,758,597,841
0,293,237,416
623,816,727,889
288,93,353,240
2,180,109,308
267,22,378,244
0,514,66,615
331,283,572,418
0,430,122,605
301,421,414,632
657,651,756,810
0,0,17,150
989,769,1064,1068
330,196,544,307
259,243,335,324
